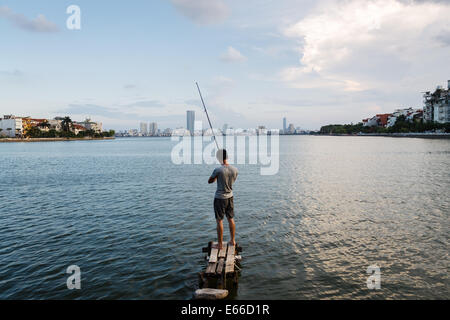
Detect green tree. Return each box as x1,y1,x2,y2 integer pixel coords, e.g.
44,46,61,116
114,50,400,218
61,117,73,133
26,126,42,138
39,120,51,130
101,130,115,137
44,129,58,138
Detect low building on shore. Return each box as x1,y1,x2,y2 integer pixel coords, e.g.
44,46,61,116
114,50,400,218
0,115,23,137
74,118,103,133
423,80,450,124
387,108,423,127
0,115,105,137
363,109,423,128
72,123,87,135
363,115,386,127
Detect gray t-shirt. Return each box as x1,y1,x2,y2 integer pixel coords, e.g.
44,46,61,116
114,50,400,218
210,165,238,199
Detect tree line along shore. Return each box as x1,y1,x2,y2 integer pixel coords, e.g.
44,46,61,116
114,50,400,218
0,137,115,143
0,116,115,141
319,115,450,135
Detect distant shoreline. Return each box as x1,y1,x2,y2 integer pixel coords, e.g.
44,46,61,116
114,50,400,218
313,133,450,139
114,134,450,139
0,137,115,143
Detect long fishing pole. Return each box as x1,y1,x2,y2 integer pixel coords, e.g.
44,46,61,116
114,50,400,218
196,82,220,150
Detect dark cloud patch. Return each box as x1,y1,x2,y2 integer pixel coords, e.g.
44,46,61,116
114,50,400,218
169,0,229,25
435,31,450,46
58,104,132,118
124,84,137,89
0,6,59,33
59,100,166,119
58,104,152,121
0,69,23,76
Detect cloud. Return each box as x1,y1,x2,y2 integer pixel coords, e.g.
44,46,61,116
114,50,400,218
59,100,166,118
169,0,229,25
124,100,165,108
59,104,128,118
0,6,59,32
213,75,234,86
282,0,450,91
220,46,247,63
0,69,23,77
435,30,450,46
185,99,202,107
123,84,137,89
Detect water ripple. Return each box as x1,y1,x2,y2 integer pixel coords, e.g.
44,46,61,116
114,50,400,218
0,137,449,299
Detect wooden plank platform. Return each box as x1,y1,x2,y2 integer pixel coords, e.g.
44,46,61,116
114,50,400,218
204,242,239,277
197,241,242,299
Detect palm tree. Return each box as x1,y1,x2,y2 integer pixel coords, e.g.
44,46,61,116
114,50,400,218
61,116,73,133
39,120,51,130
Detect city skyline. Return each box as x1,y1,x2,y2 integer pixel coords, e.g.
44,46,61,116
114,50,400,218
5,76,449,138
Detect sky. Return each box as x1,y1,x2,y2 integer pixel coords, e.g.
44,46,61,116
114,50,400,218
1,0,450,131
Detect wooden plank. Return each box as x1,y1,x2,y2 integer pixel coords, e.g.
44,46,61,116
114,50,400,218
216,258,225,275
206,262,217,275
226,244,235,257
218,244,227,258
226,245,235,264
225,261,234,274
225,244,235,274
209,246,219,263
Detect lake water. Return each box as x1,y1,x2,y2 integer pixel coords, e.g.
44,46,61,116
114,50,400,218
0,136,448,299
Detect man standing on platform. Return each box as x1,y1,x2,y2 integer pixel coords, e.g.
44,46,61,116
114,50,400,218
208,149,238,250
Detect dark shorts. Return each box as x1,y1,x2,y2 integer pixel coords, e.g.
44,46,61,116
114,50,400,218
214,197,234,221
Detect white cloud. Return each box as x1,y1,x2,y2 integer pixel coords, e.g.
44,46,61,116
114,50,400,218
220,46,247,63
213,75,234,86
0,6,59,32
281,0,450,91
169,0,229,25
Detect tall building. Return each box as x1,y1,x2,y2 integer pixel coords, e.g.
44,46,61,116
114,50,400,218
187,110,195,135
288,124,295,134
140,122,148,135
222,123,228,135
149,122,158,136
423,80,450,124
283,117,287,133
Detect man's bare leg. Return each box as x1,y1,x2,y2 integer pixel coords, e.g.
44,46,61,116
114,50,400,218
216,219,224,249
227,218,236,246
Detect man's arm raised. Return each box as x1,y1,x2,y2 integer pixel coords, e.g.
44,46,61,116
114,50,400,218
208,176,217,184
209,168,218,184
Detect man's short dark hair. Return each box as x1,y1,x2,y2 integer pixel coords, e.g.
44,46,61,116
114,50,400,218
216,149,228,162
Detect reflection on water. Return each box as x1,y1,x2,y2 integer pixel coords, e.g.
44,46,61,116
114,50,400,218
0,136,448,299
